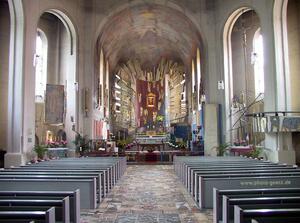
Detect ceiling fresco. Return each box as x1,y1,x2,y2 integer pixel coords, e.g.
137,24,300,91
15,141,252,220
98,4,201,70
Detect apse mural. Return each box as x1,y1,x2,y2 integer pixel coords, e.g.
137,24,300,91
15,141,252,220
111,58,186,136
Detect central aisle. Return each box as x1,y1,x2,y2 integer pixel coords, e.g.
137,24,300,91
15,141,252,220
81,165,212,223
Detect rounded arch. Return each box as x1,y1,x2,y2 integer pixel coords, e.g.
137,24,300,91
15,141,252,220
222,6,261,142
38,8,78,56
36,28,48,44
36,9,78,90
35,9,79,144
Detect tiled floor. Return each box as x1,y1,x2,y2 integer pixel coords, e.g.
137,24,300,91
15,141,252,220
81,165,212,223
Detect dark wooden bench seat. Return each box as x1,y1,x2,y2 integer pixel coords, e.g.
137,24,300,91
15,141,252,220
234,207,300,223
7,168,110,197
190,168,300,198
223,196,300,223
0,190,79,223
0,207,55,223
0,171,106,200
197,174,300,209
187,165,297,192
0,175,101,206
193,170,300,201
20,164,114,192
179,162,290,186
0,198,69,223
0,178,96,209
181,163,290,182
0,157,127,222
179,162,287,182
213,188,300,223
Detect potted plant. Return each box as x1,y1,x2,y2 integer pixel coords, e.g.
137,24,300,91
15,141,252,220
33,144,48,160
211,143,230,156
116,139,127,153
72,133,90,156
177,141,187,151
247,146,262,159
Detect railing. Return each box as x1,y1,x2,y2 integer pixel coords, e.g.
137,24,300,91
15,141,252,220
245,111,300,133
245,111,300,117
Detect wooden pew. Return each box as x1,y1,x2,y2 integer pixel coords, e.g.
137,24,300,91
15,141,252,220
223,196,300,223
175,156,300,223
0,175,101,206
0,178,96,209
13,167,110,197
192,169,300,201
188,166,297,194
213,188,300,223
0,170,106,200
17,157,126,196
176,158,288,185
174,156,274,176
0,197,69,223
183,163,289,186
195,172,300,208
0,157,126,219
22,163,114,192
0,190,80,223
56,157,123,185
0,206,55,223
234,207,300,223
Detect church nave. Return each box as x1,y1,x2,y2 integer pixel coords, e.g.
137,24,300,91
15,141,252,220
81,165,212,223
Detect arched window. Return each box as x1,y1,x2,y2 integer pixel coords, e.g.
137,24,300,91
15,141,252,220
35,30,47,102
252,29,264,97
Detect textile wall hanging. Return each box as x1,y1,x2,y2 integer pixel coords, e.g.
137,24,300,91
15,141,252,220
136,79,165,128
94,120,103,138
45,84,65,124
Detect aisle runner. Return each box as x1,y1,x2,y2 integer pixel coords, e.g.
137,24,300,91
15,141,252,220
81,165,212,223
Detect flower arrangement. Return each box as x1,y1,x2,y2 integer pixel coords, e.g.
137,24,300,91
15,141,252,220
46,140,68,148
233,140,247,146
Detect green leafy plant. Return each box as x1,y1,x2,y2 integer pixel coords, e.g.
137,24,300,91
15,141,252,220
117,139,127,151
211,143,230,156
33,144,48,159
72,133,90,155
177,141,187,150
156,115,164,122
247,146,262,159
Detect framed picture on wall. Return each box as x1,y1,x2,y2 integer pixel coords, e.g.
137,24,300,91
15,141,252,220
147,92,156,108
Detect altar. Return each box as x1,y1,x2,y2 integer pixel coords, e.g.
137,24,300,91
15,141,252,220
125,150,194,163
47,147,75,158
135,134,167,151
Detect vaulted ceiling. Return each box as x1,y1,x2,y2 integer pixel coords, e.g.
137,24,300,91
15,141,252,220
98,4,201,71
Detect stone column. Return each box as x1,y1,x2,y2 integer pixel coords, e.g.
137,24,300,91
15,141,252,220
4,0,26,167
